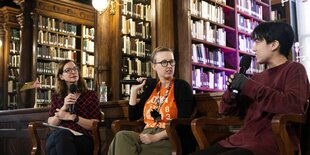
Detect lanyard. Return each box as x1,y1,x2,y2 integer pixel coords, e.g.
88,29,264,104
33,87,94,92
155,80,173,109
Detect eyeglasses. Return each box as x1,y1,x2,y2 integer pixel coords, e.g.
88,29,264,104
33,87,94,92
63,66,79,74
153,59,176,67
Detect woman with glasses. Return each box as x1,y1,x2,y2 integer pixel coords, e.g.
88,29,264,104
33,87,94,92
108,47,196,155
46,60,101,155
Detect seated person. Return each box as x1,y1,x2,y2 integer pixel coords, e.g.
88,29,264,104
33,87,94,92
191,22,310,155
108,47,195,155
46,60,101,155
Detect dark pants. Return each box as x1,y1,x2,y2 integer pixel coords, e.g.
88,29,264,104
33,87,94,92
46,129,94,155
190,143,254,155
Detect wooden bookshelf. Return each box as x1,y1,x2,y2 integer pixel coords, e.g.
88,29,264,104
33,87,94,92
14,0,95,108
119,0,154,99
0,6,21,110
34,0,95,107
177,0,271,94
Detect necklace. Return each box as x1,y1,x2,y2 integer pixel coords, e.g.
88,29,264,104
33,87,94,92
150,79,173,122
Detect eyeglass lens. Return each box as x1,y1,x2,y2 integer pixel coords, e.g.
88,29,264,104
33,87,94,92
63,66,79,73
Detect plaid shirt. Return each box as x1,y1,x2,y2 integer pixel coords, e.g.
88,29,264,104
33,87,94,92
49,90,101,135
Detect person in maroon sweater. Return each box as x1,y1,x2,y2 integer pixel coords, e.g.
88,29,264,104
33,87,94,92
46,60,101,155
191,22,310,155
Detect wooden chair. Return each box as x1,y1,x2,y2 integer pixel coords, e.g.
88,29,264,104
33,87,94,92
28,120,105,155
191,96,309,155
111,102,198,155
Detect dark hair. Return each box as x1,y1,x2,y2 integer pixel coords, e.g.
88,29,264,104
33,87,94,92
251,22,294,58
150,46,174,63
55,59,88,98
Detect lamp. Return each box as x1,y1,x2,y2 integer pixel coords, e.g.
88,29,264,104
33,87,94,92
92,0,116,15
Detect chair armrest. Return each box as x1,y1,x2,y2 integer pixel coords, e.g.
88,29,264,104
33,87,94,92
28,121,48,155
166,118,192,155
272,113,305,155
111,119,145,134
92,121,106,155
191,116,243,150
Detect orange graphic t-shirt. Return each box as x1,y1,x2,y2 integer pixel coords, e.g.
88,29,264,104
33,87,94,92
143,81,178,129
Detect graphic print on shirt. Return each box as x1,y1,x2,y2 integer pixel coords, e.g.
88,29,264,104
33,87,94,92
143,82,178,129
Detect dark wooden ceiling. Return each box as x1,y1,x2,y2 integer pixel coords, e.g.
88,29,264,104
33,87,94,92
0,0,92,8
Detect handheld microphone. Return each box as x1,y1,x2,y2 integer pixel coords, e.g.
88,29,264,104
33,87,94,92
69,84,77,114
120,78,153,85
231,55,252,99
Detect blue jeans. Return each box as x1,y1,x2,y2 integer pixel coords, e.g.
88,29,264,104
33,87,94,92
46,129,93,155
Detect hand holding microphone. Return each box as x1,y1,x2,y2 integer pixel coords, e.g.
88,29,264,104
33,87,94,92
68,84,77,114
229,55,251,99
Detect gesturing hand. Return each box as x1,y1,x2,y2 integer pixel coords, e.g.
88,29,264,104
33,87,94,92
62,93,77,110
130,77,147,93
228,73,248,91
139,133,159,144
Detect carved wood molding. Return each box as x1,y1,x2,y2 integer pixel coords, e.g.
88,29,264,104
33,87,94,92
0,7,20,28
34,0,95,25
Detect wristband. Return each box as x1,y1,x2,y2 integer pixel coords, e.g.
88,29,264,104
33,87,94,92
73,115,79,123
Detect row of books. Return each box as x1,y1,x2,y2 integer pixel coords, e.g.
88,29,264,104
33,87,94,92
8,95,18,106
237,0,264,19
86,80,94,91
238,34,254,53
11,28,20,40
37,46,77,61
237,14,260,34
121,83,131,97
122,36,152,57
82,26,95,39
82,51,95,66
270,10,283,21
38,75,55,89
10,40,20,54
191,0,226,25
83,38,94,52
192,69,228,90
38,15,78,35
8,80,18,93
36,89,52,104
38,30,78,49
8,68,19,79
37,73,94,90
36,62,57,75
121,58,152,77
81,65,94,79
122,16,151,40
191,20,227,46
192,44,225,68
9,55,20,68
240,56,265,74
121,0,152,21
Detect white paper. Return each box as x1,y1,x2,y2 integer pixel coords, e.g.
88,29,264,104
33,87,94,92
42,122,83,136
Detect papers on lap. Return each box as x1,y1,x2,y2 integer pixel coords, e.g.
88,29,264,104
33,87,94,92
42,122,83,136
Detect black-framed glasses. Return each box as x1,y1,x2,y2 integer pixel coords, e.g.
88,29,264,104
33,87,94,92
153,59,176,67
63,66,79,74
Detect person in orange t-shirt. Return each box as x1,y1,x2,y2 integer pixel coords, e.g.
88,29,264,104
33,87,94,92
108,47,195,155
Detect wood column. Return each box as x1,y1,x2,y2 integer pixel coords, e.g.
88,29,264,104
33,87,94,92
94,10,111,97
110,1,121,101
94,1,121,101
174,0,191,83
154,0,175,49
15,0,36,108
